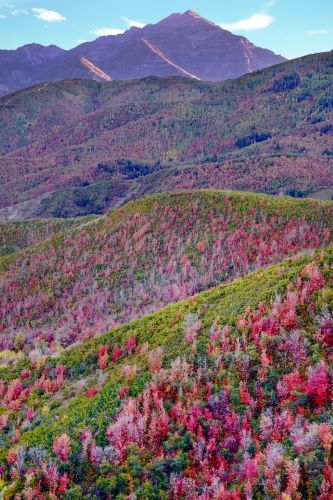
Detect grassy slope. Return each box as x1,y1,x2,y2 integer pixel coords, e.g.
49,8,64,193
0,245,332,497
0,216,95,257
0,51,332,216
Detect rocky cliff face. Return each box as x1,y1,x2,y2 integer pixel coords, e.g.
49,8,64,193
0,10,286,96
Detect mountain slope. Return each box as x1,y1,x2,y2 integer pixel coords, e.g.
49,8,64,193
0,10,285,97
1,190,332,354
0,216,95,257
0,51,332,218
0,43,65,96
0,246,332,498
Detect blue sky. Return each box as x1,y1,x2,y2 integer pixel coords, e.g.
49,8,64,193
0,0,332,59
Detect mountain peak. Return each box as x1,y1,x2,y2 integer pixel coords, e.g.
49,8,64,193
157,10,219,32
184,10,203,19
18,43,63,51
0,11,287,96
155,10,210,28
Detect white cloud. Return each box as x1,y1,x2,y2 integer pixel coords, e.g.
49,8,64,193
11,9,29,15
32,8,66,22
122,17,146,29
91,27,124,37
75,39,88,45
0,14,6,18
308,29,329,35
221,13,274,32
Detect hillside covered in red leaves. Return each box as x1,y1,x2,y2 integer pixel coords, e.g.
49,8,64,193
0,244,332,498
1,191,332,355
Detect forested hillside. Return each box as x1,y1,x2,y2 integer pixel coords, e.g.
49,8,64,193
0,245,332,498
0,51,332,218
1,190,332,354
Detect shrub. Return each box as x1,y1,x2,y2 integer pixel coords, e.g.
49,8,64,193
271,73,301,92
236,132,271,148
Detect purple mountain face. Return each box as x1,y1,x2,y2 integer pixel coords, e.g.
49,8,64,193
0,10,286,96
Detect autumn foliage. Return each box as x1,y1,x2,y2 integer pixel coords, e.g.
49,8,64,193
1,249,332,498
1,192,331,355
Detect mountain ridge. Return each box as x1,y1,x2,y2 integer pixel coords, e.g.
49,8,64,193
0,10,286,96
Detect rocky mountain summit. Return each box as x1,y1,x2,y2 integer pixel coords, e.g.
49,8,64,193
0,10,286,96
